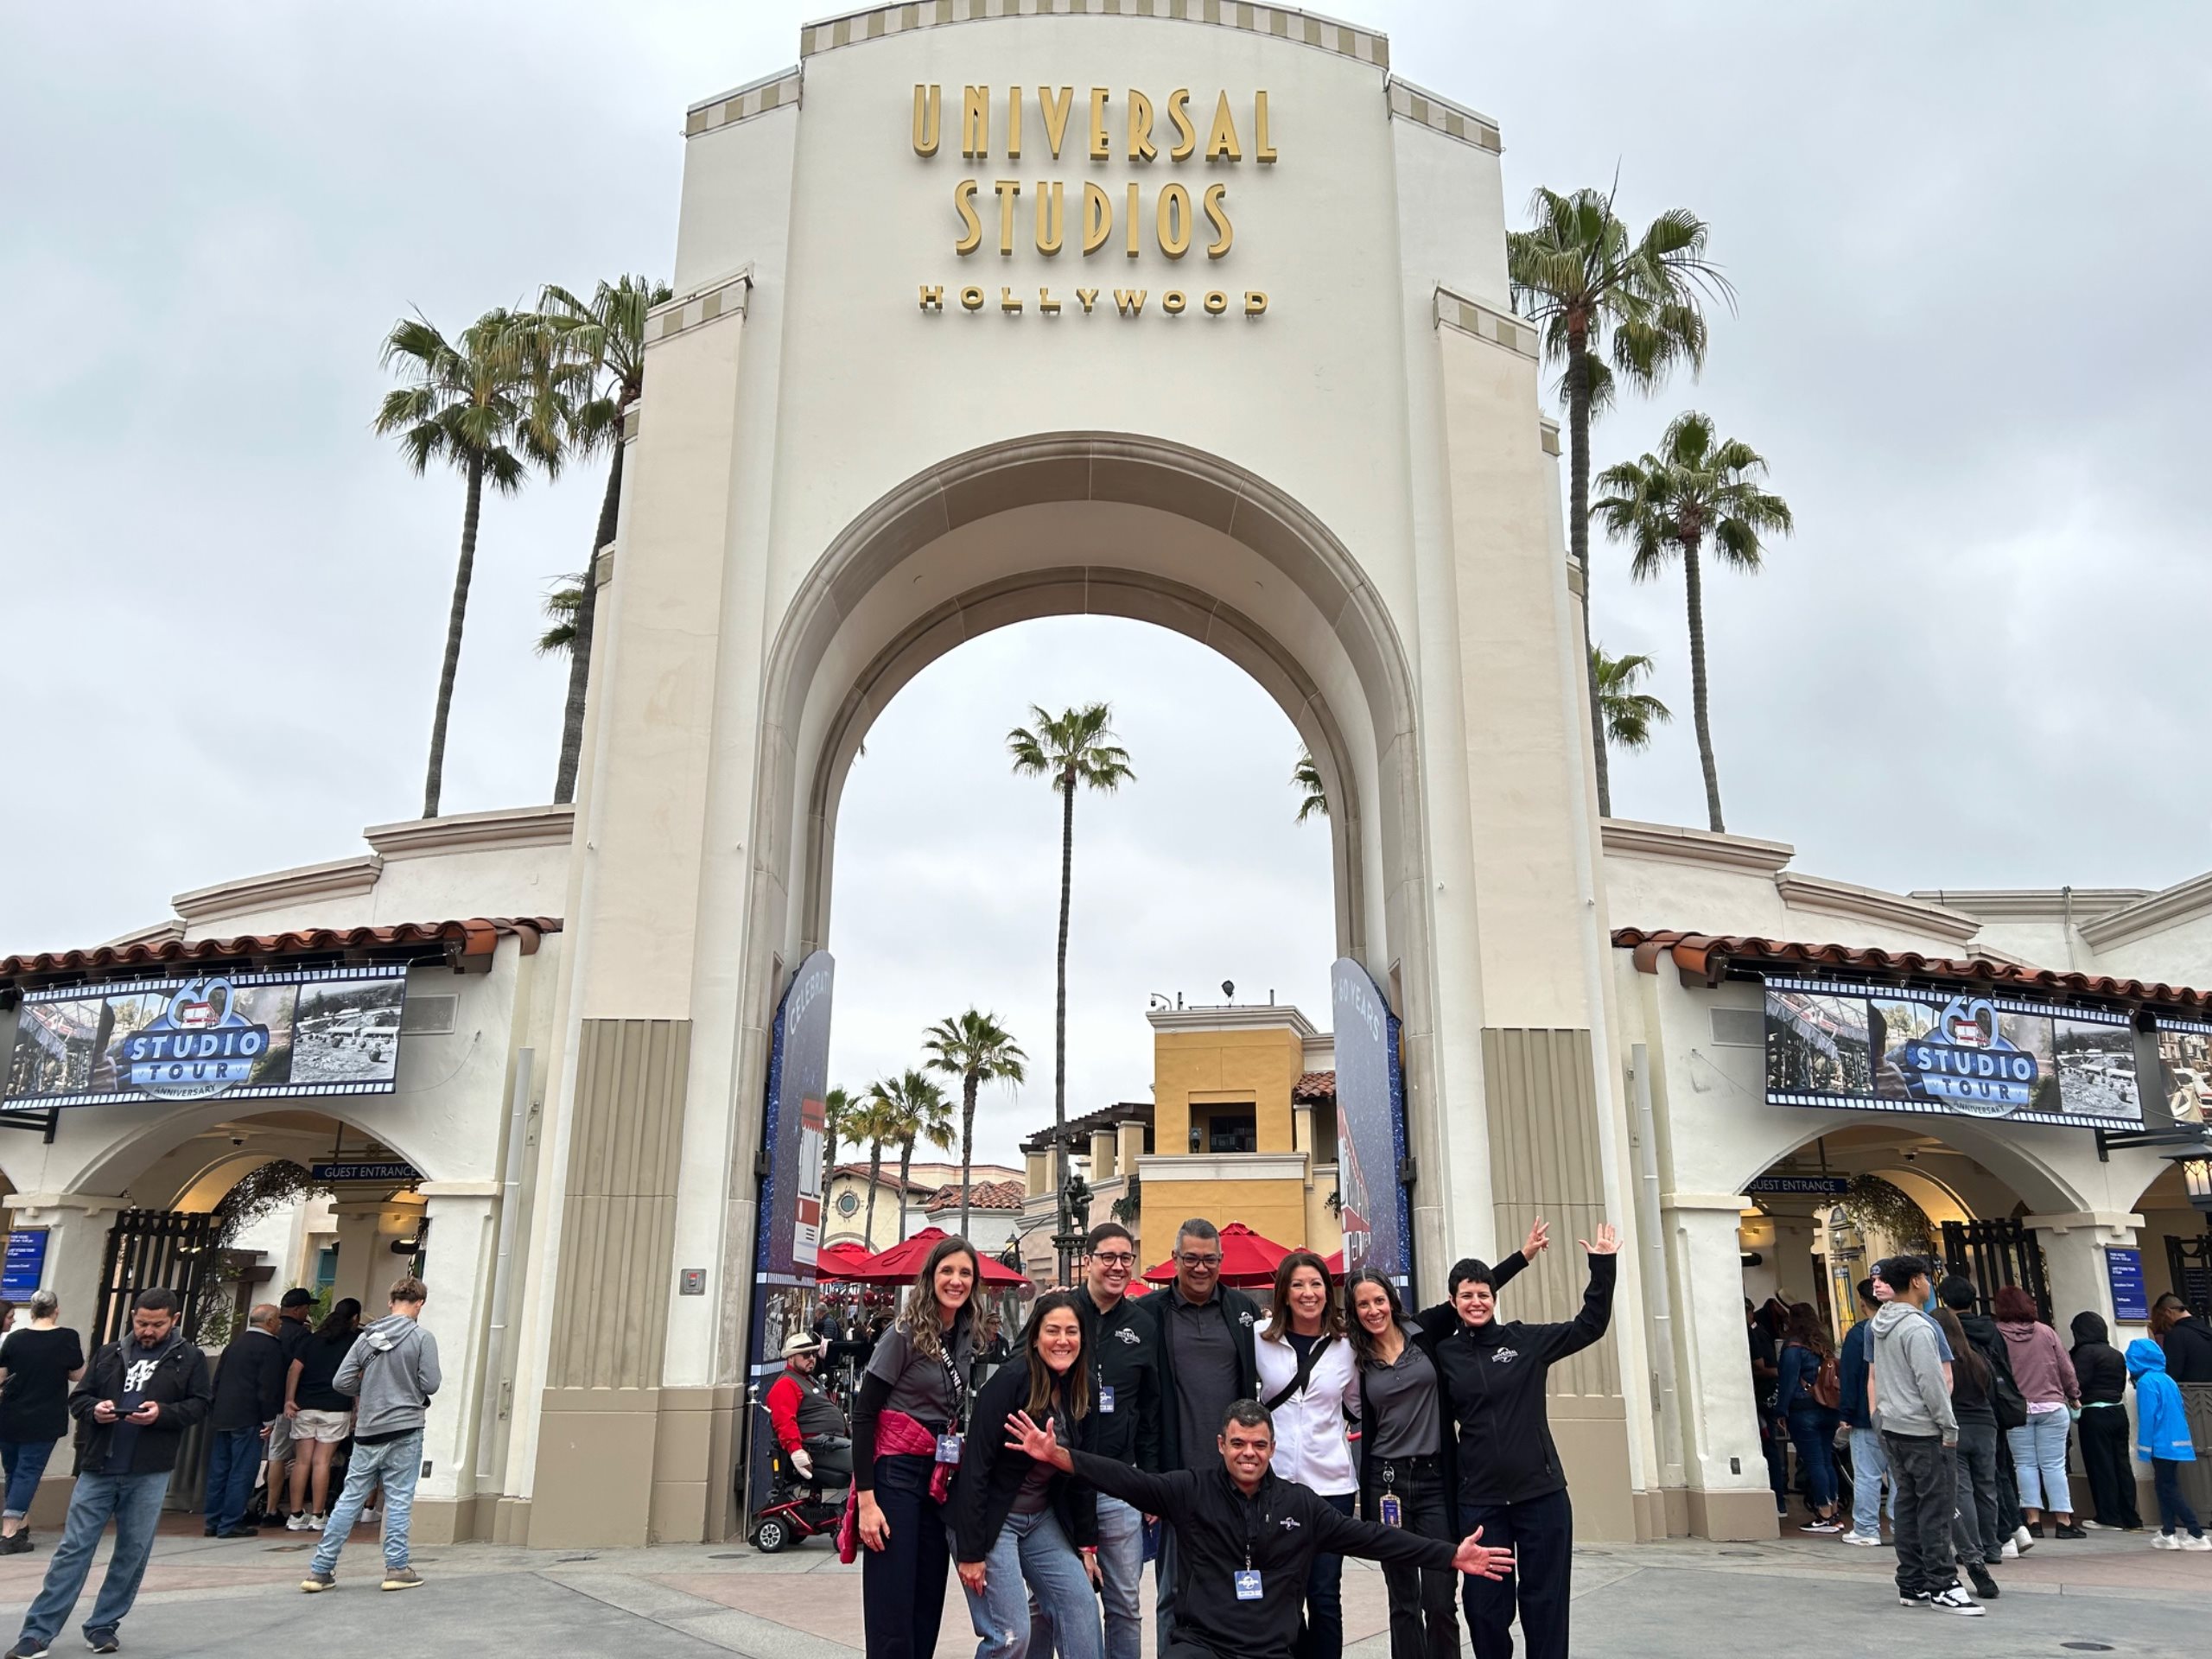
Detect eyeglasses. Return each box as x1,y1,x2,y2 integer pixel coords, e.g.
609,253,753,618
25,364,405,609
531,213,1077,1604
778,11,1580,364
1089,1251,1137,1267
1178,1253,1221,1268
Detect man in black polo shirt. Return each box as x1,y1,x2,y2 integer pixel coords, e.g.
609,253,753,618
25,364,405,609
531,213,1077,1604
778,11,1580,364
1135,1217,1261,1649
1008,1398,1510,1659
1073,1222,1159,1659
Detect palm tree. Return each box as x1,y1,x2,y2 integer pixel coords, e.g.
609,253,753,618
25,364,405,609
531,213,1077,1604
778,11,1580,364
820,1084,855,1179
1007,704,1135,1273
869,1071,955,1244
1508,186,1732,818
848,1088,901,1248
1291,747,1328,823
1592,412,1792,834
375,308,565,819
538,276,674,805
1591,646,1673,766
535,575,582,658
924,1011,1027,1237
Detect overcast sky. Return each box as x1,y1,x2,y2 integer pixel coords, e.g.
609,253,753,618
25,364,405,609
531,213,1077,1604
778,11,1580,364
6,4,2209,1169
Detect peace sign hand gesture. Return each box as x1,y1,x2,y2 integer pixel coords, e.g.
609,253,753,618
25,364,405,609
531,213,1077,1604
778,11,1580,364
1580,1222,1621,1256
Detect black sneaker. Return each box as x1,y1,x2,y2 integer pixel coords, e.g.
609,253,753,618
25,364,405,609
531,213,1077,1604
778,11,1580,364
1897,1592,1930,1608
85,1633,119,1655
2055,1522,2087,1539
6,1641,52,1659
1928,1584,1986,1617
1967,1564,1999,1599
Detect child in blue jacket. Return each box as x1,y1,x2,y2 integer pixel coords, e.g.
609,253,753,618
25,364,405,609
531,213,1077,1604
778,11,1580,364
2127,1337,2209,1548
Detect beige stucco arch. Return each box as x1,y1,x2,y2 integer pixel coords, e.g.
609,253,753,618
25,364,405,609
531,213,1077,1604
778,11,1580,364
1720,1108,2098,1218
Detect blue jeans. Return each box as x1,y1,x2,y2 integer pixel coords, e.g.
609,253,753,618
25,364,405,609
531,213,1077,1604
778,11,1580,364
1299,1490,1357,1659
0,1438,57,1520
1847,1424,1891,1535
310,1429,421,1573
2005,1410,2073,1515
16,1470,170,1646
203,1425,262,1532
1787,1405,1840,1512
2152,1458,2202,1538
1092,1495,1143,1659
960,1508,1101,1659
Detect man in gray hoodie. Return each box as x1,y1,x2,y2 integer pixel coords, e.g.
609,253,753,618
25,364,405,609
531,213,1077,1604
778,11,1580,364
1869,1255,1982,1616
300,1276,441,1593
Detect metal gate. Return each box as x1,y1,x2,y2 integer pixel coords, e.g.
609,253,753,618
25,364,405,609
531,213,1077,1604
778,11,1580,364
2168,1233,2212,1316
95,1210,221,1346
1939,1217,2050,1321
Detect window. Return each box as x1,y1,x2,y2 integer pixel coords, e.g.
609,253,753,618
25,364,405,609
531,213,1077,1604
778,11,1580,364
836,1191,860,1217
1205,1109,1257,1154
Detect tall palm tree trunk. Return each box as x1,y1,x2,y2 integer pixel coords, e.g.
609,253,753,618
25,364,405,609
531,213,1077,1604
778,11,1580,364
864,1140,885,1245
958,1073,979,1239
1681,538,1726,833
554,437,623,804
423,454,486,819
897,1135,917,1243
1567,337,1611,817
1052,767,1075,1272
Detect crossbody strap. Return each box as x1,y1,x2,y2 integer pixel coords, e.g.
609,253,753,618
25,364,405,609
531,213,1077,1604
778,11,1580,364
1264,1334,1337,1412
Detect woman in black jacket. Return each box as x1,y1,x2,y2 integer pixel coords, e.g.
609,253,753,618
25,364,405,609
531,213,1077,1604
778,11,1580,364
2069,1312,2141,1530
952,1292,1098,1659
1348,1269,1459,1659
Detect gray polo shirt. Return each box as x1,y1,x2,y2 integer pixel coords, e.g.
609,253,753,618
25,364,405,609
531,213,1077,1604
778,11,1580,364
1363,1331,1443,1459
1166,1286,1239,1465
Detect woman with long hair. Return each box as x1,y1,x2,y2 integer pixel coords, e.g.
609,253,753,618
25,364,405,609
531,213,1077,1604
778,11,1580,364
951,1291,1100,1659
853,1235,979,1659
1347,1268,1459,1659
1254,1250,1359,1659
1993,1285,2082,1537
1933,1306,2002,1599
1775,1303,1840,1531
283,1298,361,1530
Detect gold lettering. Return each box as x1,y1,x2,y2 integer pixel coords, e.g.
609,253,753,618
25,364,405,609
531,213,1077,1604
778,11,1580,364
1076,288,1100,313
1156,183,1191,258
1114,288,1147,316
1166,88,1196,161
1125,183,1140,257
1036,181,1064,255
1039,86,1075,157
1204,289,1229,315
1162,289,1186,314
1083,182,1112,254
1128,89,1156,162
1203,183,1233,258
1244,289,1268,315
962,285,985,311
1205,92,1242,162
963,86,989,158
954,180,982,254
912,86,941,156
1090,87,1111,160
1255,91,1276,162
1039,288,1061,315
919,284,944,312
1001,286,1022,313
1006,86,1022,159
994,179,1021,255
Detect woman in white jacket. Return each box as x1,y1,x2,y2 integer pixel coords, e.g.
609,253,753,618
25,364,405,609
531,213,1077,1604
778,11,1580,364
1254,1249,1361,1659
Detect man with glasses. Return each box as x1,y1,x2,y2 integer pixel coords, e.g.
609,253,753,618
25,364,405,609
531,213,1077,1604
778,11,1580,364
1075,1222,1160,1659
1135,1217,1261,1649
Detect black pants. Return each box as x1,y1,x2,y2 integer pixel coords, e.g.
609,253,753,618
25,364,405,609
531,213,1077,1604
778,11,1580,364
1363,1458,1459,1659
1459,1488,1571,1659
861,1453,950,1659
1882,1432,1956,1599
2076,1408,2141,1529
802,1435,854,1492
1949,1419,1999,1566
1295,1491,1355,1659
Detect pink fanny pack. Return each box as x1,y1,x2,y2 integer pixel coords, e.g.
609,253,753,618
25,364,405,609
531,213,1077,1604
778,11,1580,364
837,1409,953,1563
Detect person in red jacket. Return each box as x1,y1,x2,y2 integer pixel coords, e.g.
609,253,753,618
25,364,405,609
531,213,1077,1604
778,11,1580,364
766,1331,852,1494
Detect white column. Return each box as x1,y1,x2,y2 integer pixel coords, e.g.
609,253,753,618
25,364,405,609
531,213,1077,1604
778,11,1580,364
2022,1211,2145,1335
1662,1192,1774,1540
411,1184,499,1524
9,1193,126,1525
326,1194,423,1313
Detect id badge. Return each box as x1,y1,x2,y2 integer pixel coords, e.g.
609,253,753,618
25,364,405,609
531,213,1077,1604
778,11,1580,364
1100,1386,1116,1414
1234,1569,1263,1601
1378,1494,1403,1529
936,1433,963,1464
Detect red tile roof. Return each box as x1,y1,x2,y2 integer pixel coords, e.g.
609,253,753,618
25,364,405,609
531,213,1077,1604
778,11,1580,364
1617,927,2212,1012
1293,1071,1337,1102
0,918,559,993
924,1178,1027,1213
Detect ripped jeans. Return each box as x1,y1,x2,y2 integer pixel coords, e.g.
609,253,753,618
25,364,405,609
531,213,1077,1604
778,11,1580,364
960,1507,1101,1659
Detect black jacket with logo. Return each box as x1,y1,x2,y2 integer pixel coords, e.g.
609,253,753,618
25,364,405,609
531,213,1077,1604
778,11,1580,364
1076,1287,1161,1469
951,1359,1097,1561
1070,1452,1454,1659
1357,1250,1526,1516
1134,1283,1262,1472
1421,1253,1615,1510
70,1332,213,1476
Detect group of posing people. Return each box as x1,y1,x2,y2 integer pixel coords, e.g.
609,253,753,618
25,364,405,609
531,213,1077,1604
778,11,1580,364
1770,1255,2210,1619
845,1213,1618,1659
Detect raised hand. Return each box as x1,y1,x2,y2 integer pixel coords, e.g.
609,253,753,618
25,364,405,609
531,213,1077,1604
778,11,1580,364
1522,1217,1552,1260
1452,1526,1513,1580
1004,1409,1068,1469
1580,1222,1621,1256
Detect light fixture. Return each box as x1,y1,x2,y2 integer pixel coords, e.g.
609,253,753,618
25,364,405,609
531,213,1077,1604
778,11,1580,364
2177,1152,2212,1214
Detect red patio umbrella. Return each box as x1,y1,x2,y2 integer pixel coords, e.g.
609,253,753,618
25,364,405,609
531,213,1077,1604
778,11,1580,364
814,1240,876,1280
1142,1222,1296,1288
1321,1249,1345,1274
852,1226,1030,1287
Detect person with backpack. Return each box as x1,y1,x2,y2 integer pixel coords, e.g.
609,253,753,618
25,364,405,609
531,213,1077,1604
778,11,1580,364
1777,1303,1841,1531
1938,1274,2033,1559
1931,1306,2001,1600
298,1275,440,1592
1253,1252,1359,1659
2127,1336,2210,1549
2068,1312,2141,1531
1992,1286,2082,1538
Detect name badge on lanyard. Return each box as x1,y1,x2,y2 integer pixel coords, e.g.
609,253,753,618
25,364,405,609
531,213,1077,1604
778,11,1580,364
1099,1385,1116,1414
936,1433,963,1464
1234,1569,1263,1601
1378,1493,1403,1528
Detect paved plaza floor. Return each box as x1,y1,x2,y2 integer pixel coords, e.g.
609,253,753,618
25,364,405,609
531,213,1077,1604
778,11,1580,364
0,1512,2203,1657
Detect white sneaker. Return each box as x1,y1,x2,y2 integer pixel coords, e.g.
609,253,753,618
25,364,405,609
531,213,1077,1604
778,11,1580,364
1843,1531,1883,1547
2012,1524,2035,1553
2182,1534,2212,1552
1999,1539,2018,1560
2152,1531,2182,1549
1929,1585,1986,1617
284,1512,312,1532
2080,1518,2109,1530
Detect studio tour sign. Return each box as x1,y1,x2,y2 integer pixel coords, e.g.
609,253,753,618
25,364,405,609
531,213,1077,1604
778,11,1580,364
912,82,1274,320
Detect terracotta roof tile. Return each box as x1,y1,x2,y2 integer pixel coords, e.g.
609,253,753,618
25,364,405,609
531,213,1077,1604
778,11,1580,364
1,917,560,993
924,1178,1027,1213
1616,927,2212,1012
1293,1070,1337,1102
